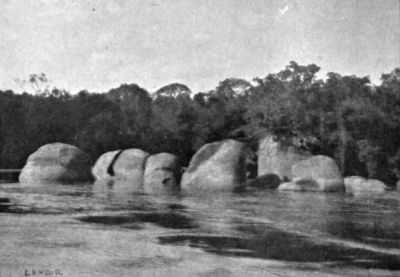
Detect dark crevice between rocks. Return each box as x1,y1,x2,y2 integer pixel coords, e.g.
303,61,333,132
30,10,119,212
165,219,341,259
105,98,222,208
107,150,124,177
142,153,151,173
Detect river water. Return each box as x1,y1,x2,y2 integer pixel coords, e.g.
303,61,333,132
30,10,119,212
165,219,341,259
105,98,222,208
0,181,399,277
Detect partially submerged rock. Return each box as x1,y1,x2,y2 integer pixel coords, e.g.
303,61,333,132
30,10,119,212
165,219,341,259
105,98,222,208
92,148,149,186
278,178,320,191
248,174,281,189
19,143,93,184
144,153,181,192
257,134,311,181
290,155,344,192
344,176,389,193
112,149,149,180
181,139,246,192
92,150,122,181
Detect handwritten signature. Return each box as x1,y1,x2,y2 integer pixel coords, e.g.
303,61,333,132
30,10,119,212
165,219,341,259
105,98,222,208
0,268,63,277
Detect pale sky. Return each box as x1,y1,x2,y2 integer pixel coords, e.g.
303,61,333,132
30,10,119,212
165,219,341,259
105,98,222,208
0,0,399,94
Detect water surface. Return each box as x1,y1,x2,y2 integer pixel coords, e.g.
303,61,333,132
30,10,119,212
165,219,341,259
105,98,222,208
0,182,399,276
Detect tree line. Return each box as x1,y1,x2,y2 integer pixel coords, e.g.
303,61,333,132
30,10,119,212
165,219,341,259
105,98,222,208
1,62,400,187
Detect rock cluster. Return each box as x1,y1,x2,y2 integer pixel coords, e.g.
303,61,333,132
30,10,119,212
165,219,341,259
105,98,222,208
257,134,311,181
92,149,181,191
251,134,391,193
284,155,345,192
18,135,394,194
254,135,344,192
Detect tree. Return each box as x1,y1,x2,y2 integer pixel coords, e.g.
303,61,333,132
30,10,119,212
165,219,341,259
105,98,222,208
106,84,152,148
15,73,51,95
155,83,192,98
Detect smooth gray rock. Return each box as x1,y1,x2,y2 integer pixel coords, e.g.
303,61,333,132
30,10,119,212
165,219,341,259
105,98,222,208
19,143,93,184
91,150,122,181
144,152,181,192
291,155,344,192
112,149,149,181
181,139,246,192
344,176,389,193
91,148,149,189
257,134,311,181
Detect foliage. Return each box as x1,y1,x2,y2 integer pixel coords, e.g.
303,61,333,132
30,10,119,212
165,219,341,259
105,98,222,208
1,64,400,187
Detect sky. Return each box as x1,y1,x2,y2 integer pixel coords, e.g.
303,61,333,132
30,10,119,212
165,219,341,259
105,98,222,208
0,0,399,94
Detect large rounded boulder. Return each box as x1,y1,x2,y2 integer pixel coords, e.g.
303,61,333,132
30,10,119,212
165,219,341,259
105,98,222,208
92,150,122,181
19,143,93,184
112,149,149,180
344,176,389,193
181,139,246,192
258,134,311,181
290,155,345,192
143,153,181,192
92,148,149,183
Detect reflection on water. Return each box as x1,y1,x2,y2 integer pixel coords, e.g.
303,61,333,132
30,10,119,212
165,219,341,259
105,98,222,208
0,197,11,212
158,233,400,270
0,181,399,276
78,210,196,230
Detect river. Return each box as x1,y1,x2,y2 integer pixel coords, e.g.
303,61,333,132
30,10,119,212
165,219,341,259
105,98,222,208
0,181,399,277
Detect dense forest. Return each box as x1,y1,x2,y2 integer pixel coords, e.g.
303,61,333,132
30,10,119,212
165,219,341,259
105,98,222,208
1,62,400,187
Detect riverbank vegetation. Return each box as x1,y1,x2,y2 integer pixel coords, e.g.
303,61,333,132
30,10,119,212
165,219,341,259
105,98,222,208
1,62,399,187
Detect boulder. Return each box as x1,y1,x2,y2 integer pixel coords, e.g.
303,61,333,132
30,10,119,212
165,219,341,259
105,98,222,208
344,176,389,193
91,150,122,181
19,143,93,184
111,148,149,181
91,148,149,185
181,139,246,192
248,174,281,189
257,134,311,181
291,155,345,192
143,153,181,192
